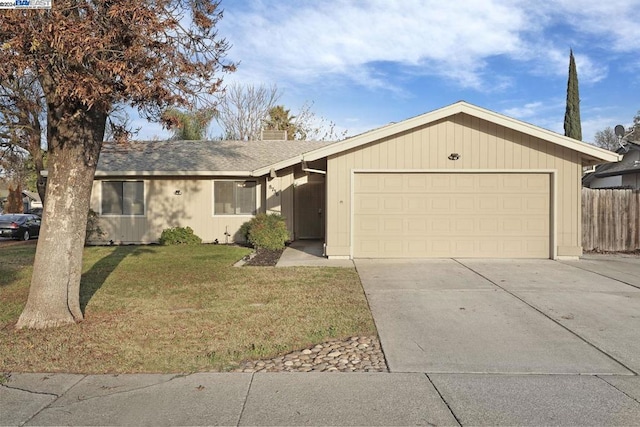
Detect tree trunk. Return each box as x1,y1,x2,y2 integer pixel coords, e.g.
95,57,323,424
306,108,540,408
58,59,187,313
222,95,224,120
30,118,47,206
6,184,24,213
16,99,106,329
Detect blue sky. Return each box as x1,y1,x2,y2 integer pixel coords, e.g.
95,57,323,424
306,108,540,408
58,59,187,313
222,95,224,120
138,0,640,144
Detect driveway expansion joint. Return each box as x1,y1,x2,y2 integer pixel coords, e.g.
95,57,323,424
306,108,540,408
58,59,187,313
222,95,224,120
453,258,639,376
560,260,640,290
236,372,254,427
597,375,640,405
424,373,462,427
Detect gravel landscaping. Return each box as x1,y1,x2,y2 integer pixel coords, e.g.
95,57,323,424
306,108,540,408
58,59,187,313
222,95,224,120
234,336,387,373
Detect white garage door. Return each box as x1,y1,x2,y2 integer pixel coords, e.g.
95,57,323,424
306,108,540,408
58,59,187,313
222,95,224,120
353,172,551,258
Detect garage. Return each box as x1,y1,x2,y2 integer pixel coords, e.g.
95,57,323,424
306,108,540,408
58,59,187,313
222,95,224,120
353,172,551,258
301,102,619,260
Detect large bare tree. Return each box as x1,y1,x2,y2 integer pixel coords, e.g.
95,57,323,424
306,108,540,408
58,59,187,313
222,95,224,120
214,83,281,140
593,127,619,151
1,0,235,329
592,110,640,151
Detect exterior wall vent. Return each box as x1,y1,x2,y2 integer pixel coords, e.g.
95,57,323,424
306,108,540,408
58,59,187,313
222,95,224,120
261,129,287,140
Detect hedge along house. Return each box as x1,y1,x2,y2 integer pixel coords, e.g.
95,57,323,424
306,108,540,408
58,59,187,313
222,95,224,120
90,101,619,259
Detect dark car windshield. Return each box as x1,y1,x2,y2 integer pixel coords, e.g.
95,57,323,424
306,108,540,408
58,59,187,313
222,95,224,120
0,215,28,223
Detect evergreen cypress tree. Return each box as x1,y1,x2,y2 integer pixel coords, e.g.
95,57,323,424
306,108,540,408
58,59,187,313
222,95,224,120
564,49,582,140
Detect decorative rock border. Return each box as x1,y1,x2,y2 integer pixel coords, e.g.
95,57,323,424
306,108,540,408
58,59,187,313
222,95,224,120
233,336,388,373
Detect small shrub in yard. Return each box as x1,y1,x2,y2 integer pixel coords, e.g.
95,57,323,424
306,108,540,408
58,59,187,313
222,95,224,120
85,208,105,243
159,226,202,245
243,213,289,251
239,220,252,242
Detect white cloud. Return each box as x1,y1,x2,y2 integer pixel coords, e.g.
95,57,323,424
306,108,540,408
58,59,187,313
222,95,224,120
503,102,545,119
221,0,529,90
501,101,632,144
219,0,640,93
500,99,566,137
530,46,609,83
542,0,640,52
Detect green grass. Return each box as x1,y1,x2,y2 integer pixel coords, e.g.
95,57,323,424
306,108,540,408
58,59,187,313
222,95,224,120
0,244,376,373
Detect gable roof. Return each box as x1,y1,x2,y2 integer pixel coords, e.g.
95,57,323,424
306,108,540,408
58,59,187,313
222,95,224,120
96,101,620,178
253,101,619,175
96,139,333,177
583,142,640,185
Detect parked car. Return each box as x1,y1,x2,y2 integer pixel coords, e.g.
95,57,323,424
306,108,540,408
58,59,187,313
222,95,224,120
27,207,43,217
0,214,41,240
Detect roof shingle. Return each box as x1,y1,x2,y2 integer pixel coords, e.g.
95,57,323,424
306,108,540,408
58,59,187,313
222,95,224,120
97,139,334,174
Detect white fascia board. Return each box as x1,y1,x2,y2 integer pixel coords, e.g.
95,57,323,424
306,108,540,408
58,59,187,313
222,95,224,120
302,101,621,164
303,103,465,161
462,103,621,163
93,170,252,177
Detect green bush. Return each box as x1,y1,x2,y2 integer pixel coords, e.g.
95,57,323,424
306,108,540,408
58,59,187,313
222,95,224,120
159,226,202,245
85,208,105,243
242,213,289,251
239,220,252,242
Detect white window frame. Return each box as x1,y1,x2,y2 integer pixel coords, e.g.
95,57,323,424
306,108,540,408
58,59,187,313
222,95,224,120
212,179,258,216
100,180,146,217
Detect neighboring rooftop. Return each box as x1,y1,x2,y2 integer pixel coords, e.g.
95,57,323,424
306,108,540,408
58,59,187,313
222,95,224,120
96,139,334,176
584,141,640,180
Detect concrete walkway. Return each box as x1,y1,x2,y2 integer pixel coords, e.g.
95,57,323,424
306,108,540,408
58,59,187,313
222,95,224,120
276,240,353,267
3,254,640,425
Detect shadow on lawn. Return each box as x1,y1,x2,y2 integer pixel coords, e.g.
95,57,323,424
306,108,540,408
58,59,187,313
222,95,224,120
80,246,153,313
0,245,37,288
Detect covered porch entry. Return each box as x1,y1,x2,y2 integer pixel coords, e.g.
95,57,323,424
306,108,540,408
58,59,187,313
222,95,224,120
293,170,326,240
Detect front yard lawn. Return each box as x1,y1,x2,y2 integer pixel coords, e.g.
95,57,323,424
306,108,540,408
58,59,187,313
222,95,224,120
0,244,376,373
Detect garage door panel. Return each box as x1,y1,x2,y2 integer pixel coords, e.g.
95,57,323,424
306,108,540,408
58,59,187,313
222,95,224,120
356,215,548,238
478,175,500,189
430,196,452,211
454,198,475,211
454,175,476,189
353,173,550,258
407,218,428,233
479,197,499,211
355,195,380,212
382,175,403,191
406,198,428,212
356,174,381,192
383,218,403,232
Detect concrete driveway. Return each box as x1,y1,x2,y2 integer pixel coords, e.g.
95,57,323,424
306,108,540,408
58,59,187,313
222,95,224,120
356,258,640,375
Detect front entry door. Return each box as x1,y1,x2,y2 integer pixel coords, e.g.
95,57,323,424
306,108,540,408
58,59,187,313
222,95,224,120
294,181,325,239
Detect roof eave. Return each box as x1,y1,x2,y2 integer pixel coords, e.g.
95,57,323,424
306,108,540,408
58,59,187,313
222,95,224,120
595,168,640,178
302,101,622,164
94,170,253,177
252,155,304,177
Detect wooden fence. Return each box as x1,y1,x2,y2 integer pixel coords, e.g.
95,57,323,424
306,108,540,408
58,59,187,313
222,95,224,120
582,188,640,251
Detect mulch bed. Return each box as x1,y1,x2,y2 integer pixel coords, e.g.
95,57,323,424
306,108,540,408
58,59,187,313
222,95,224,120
244,248,285,266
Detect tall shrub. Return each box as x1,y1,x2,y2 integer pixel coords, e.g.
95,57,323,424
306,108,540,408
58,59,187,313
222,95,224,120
564,49,582,141
243,213,289,251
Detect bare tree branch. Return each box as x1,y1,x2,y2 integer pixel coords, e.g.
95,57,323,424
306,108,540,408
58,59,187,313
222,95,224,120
214,83,281,140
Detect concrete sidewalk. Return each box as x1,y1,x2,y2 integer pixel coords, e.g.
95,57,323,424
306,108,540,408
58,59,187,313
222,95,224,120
3,371,639,426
